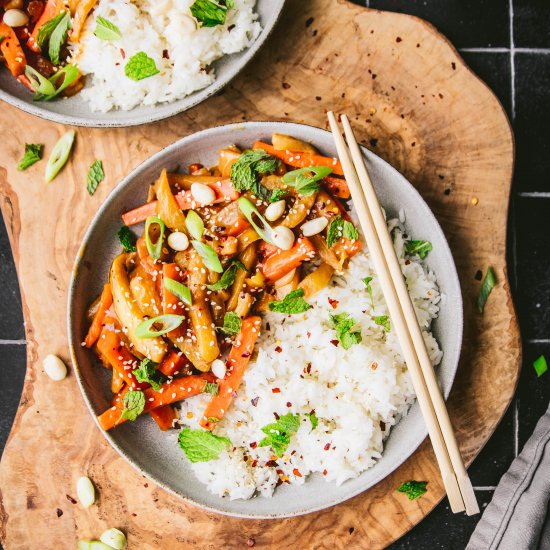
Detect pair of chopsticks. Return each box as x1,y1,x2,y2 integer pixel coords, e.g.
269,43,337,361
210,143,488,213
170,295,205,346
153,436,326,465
327,112,479,515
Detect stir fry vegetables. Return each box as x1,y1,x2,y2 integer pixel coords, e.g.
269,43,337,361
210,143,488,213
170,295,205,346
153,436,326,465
86,134,361,440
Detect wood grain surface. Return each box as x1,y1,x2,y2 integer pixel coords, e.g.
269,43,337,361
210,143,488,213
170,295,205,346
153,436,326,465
0,0,518,548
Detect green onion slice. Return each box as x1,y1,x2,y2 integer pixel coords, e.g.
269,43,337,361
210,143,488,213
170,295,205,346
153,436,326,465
45,130,75,183
145,216,165,260
237,196,274,244
164,277,192,306
478,266,496,314
25,66,56,96
32,64,79,102
185,209,204,240
533,355,548,377
191,240,223,273
135,314,185,338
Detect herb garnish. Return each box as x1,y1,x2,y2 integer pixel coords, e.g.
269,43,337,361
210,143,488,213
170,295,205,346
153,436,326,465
374,315,390,332
204,382,219,395
405,240,432,259
94,16,122,41
86,160,104,195
259,413,300,457
397,480,428,500
117,225,137,252
305,412,318,431
268,288,312,315
230,149,281,201
132,358,165,391
178,427,231,462
207,260,246,291
282,166,332,196
190,0,235,28
533,355,548,378
326,216,359,248
362,276,374,305
120,390,145,421
37,11,71,64
218,311,242,336
125,51,160,81
478,266,496,314
270,188,288,203
18,143,43,171
329,312,362,349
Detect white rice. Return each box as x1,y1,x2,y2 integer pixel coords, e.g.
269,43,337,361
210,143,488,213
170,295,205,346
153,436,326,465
179,219,443,500
72,0,261,112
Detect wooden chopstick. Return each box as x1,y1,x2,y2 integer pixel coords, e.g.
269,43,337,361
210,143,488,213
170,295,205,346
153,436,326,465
327,111,474,514
339,114,480,516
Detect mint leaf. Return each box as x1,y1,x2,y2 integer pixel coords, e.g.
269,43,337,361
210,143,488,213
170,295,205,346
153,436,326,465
362,276,374,305
218,311,241,336
36,11,66,49
374,315,390,332
190,0,235,27
204,382,219,395
270,188,288,203
94,16,122,41
132,358,164,391
326,216,359,248
125,51,160,81
305,412,318,431
120,390,145,421
178,427,231,462
282,166,332,196
48,11,71,65
268,288,311,315
478,266,496,314
329,312,362,349
206,260,246,291
397,480,427,500
230,149,280,200
86,160,104,196
405,240,432,259
18,143,43,171
259,413,300,457
118,225,137,252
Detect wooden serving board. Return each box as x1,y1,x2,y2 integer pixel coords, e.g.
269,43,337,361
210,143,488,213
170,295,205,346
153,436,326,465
0,0,518,548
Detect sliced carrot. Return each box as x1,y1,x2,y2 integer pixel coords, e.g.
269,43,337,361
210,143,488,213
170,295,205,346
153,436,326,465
158,348,190,377
226,216,251,236
200,317,262,430
150,405,177,431
258,241,279,259
84,283,113,348
0,23,27,77
162,263,187,340
121,179,239,226
97,373,215,431
111,369,125,394
323,176,350,199
253,141,344,176
27,0,65,52
262,238,317,281
96,324,145,389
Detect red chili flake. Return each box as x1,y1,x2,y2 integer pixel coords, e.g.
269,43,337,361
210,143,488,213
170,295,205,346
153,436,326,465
250,441,257,449
273,412,280,420
323,469,328,476
266,322,271,331
330,339,339,347
228,24,235,32
243,455,248,462
265,460,277,467
272,388,281,393
251,460,258,467
251,397,259,407
246,538,255,548
286,402,292,407
144,483,148,488
293,468,302,478
324,443,330,451
306,331,311,338
328,297,339,309
380,421,386,430
274,346,282,353
66,494,77,504
56,508,63,517
162,49,170,59
306,363,312,374
120,48,126,59
282,82,291,89
405,259,411,265
276,469,283,475
242,351,251,358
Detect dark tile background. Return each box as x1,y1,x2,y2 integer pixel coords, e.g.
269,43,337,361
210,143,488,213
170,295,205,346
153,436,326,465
1,1,549,548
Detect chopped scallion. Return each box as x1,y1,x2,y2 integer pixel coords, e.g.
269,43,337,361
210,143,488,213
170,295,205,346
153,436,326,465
45,130,75,183
185,210,204,240
238,196,274,244
478,267,496,314
164,277,192,306
191,240,223,273
144,216,165,260
135,314,184,338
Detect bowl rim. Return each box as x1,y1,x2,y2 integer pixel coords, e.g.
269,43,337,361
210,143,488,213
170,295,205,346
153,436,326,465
67,120,464,518
0,1,286,128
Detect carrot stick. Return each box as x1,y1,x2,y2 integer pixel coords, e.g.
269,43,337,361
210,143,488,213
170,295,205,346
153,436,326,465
121,179,239,226
0,23,27,77
162,263,187,340
323,176,350,199
96,325,145,389
150,405,177,431
158,348,189,377
262,238,316,281
253,141,344,176
111,369,125,394
84,284,113,348
98,373,215,431
200,316,262,430
27,0,64,52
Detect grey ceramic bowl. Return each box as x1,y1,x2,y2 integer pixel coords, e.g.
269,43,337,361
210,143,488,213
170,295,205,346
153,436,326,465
68,121,463,518
0,2,284,127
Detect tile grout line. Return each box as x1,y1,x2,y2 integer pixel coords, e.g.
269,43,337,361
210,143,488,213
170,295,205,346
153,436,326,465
473,486,497,491
527,338,550,344
518,192,550,198
509,0,516,120
0,339,27,345
459,47,550,54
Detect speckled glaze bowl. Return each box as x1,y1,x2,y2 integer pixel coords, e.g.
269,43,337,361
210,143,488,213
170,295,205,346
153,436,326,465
68,121,463,518
0,1,285,127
